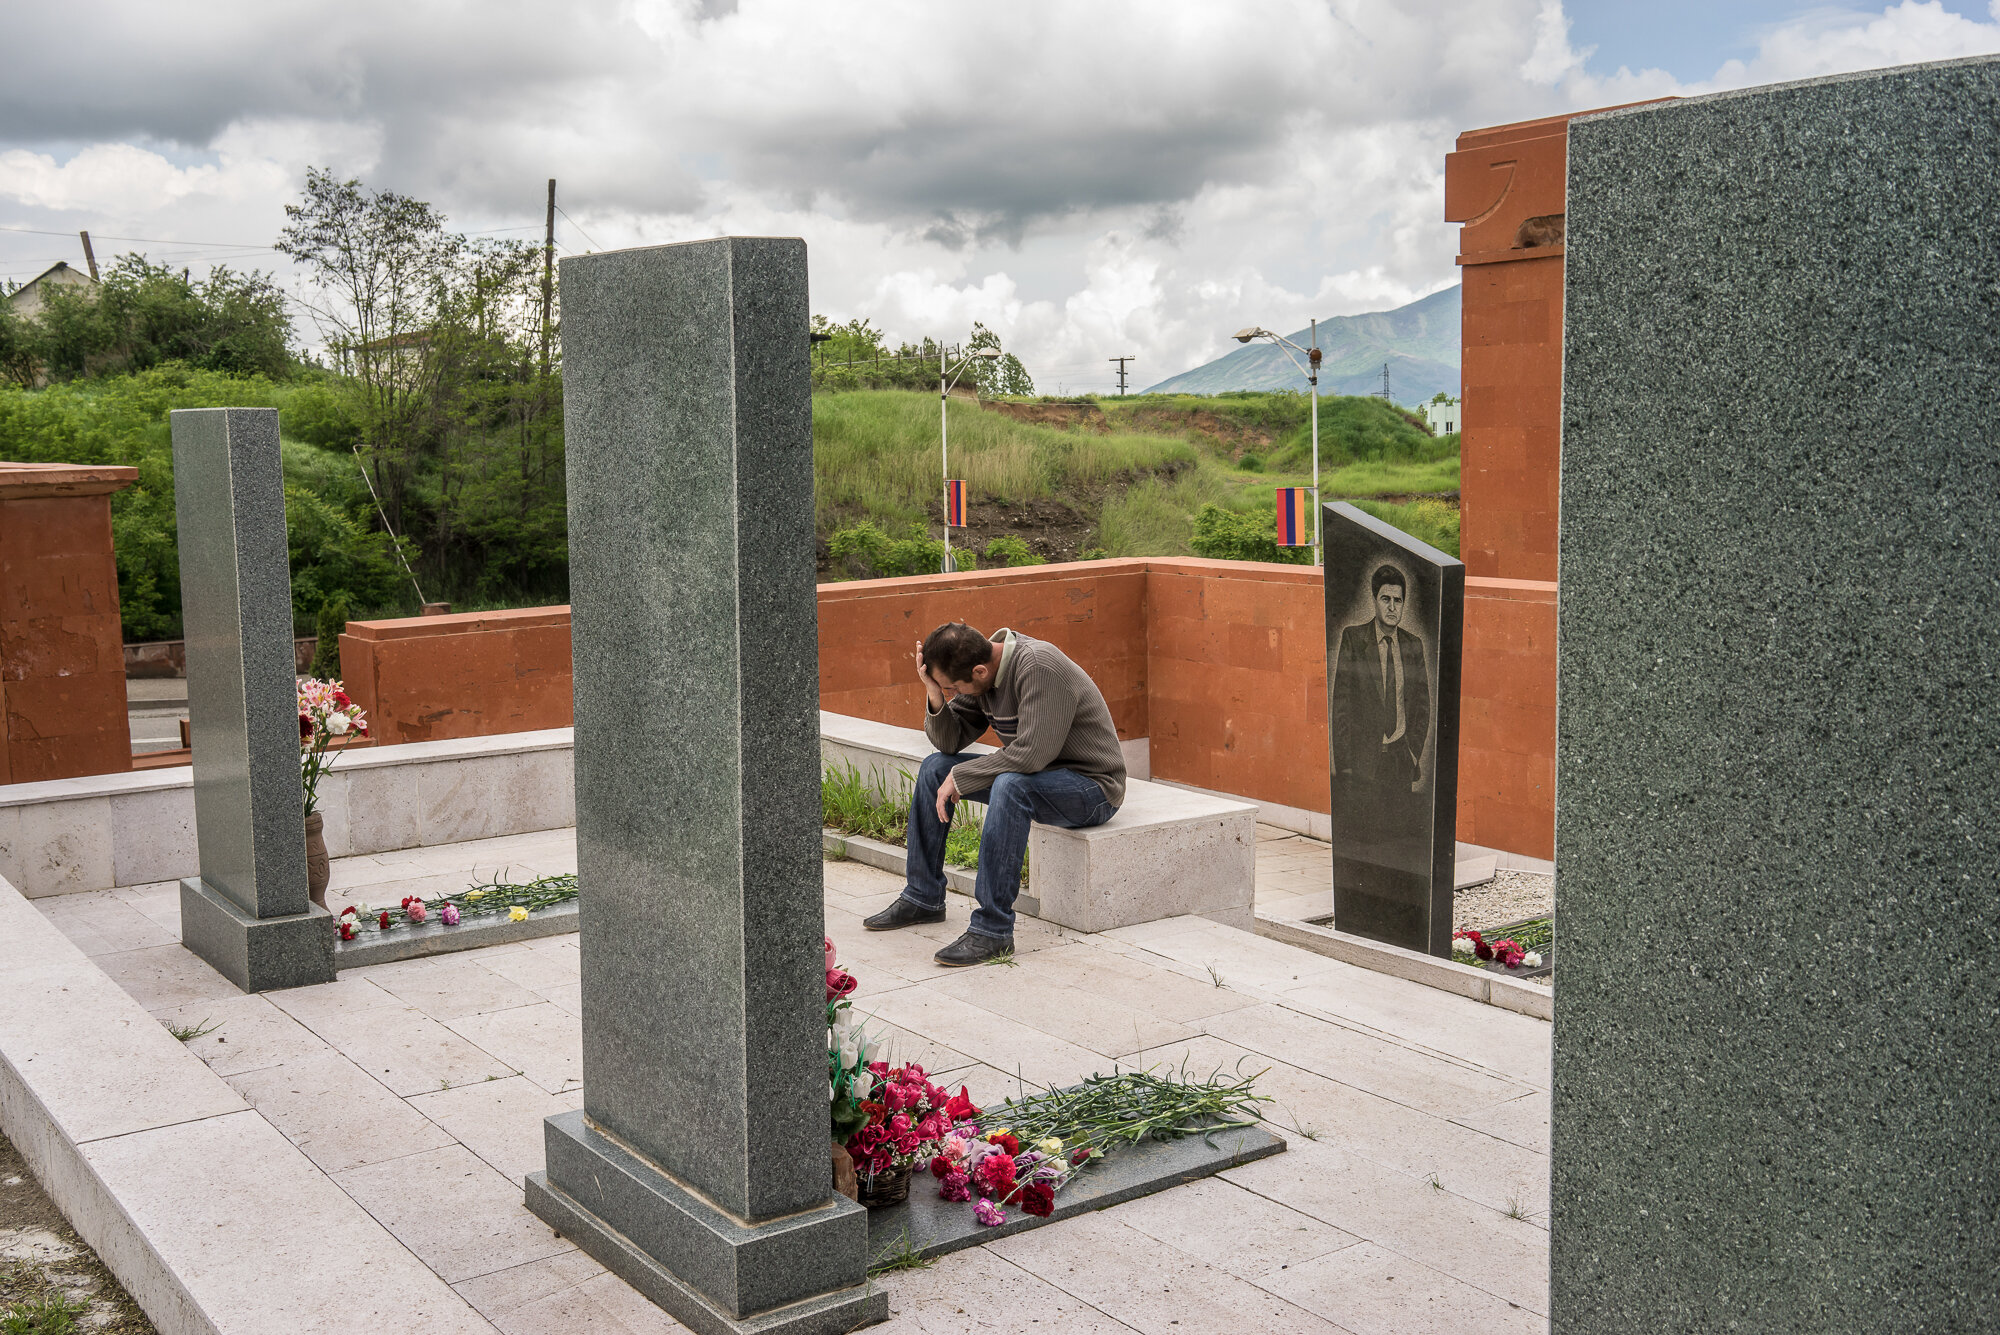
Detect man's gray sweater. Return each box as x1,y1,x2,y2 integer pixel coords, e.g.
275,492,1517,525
924,629,1127,808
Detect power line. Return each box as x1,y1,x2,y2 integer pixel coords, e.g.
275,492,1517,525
1108,355,1136,395
553,204,603,252
0,223,270,248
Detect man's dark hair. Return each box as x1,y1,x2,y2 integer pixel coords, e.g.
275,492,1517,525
923,623,993,683
1371,564,1407,598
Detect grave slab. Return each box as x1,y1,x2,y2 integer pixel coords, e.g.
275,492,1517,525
862,1119,1284,1265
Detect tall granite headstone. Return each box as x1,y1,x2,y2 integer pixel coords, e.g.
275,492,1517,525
1323,501,1462,955
524,239,882,1334
1554,58,2000,1331
171,408,334,992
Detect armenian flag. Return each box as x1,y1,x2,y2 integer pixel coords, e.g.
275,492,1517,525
945,479,967,528
1275,487,1312,547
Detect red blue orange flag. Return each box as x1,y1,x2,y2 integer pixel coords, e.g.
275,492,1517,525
1275,487,1312,547
945,479,967,528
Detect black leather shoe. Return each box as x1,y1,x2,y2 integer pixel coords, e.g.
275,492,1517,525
933,931,1014,967
863,898,947,931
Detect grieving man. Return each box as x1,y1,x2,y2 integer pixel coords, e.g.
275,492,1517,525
862,622,1126,965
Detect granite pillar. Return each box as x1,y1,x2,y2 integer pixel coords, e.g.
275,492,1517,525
170,408,334,992
1554,57,2000,1331
524,238,882,1334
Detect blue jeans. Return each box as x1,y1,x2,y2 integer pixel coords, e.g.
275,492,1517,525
902,752,1116,939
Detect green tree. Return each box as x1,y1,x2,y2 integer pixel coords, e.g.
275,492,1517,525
0,299,38,387
95,256,293,377
278,168,566,607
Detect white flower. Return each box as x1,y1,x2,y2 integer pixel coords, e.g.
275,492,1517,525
1451,940,1475,957
327,714,351,736
1524,952,1542,967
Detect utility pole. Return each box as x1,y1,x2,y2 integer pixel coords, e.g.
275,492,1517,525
540,179,556,382
1378,361,1392,401
1109,355,1135,395
78,231,99,282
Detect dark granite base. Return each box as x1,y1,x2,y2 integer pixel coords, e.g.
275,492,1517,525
527,1111,883,1335
864,1121,1286,1264
178,877,335,993
334,901,578,969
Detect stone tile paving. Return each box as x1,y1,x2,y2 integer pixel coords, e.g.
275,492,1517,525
37,829,1550,1334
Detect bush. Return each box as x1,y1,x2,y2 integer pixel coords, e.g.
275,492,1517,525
827,520,976,579
1236,453,1263,472
982,535,1044,568
1188,503,1312,565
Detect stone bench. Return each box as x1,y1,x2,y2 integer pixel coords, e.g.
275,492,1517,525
818,710,1256,933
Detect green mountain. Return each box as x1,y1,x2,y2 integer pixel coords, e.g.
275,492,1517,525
1143,284,1460,405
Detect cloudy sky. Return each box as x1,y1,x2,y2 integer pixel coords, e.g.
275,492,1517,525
3,1,1995,391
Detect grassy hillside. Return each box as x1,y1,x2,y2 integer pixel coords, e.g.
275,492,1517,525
815,388,1459,575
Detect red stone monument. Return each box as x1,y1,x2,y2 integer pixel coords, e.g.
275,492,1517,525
0,462,139,784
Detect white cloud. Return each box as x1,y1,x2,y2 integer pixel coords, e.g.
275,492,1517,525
1,1,1994,386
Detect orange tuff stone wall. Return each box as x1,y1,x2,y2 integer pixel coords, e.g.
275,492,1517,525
0,463,138,784
1447,110,1572,582
336,560,1559,857
1144,559,1327,812
1458,578,1557,860
340,606,577,745
1447,101,1667,582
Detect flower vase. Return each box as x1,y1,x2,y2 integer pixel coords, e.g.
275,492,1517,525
830,1143,858,1202
305,811,330,909
857,1163,911,1209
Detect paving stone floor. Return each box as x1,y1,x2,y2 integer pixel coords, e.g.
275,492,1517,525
37,830,1550,1334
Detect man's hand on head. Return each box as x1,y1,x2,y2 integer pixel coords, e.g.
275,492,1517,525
935,769,960,823
916,640,948,710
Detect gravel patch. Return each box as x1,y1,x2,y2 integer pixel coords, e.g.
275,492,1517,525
1454,869,1555,934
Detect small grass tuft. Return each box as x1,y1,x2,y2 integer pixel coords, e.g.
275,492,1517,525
165,1017,220,1042
0,1290,91,1335
1204,963,1225,989
865,1228,937,1277
984,949,1019,969
1504,1194,1530,1220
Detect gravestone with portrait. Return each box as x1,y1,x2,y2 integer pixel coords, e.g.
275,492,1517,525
1322,501,1463,955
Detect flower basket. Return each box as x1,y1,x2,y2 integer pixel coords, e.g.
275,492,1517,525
856,1163,912,1209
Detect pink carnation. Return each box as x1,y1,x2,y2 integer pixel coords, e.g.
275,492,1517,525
440,902,460,926
405,900,428,924
972,1198,1005,1226
940,1171,972,1203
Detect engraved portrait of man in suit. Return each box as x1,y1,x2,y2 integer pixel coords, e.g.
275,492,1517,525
1331,563,1432,796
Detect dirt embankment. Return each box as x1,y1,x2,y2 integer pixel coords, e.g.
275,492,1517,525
978,400,1109,432
816,456,1194,576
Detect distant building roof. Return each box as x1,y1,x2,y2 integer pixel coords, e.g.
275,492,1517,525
5,261,97,319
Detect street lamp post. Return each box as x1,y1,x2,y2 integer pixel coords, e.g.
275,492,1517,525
1234,321,1324,565
939,344,1003,572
